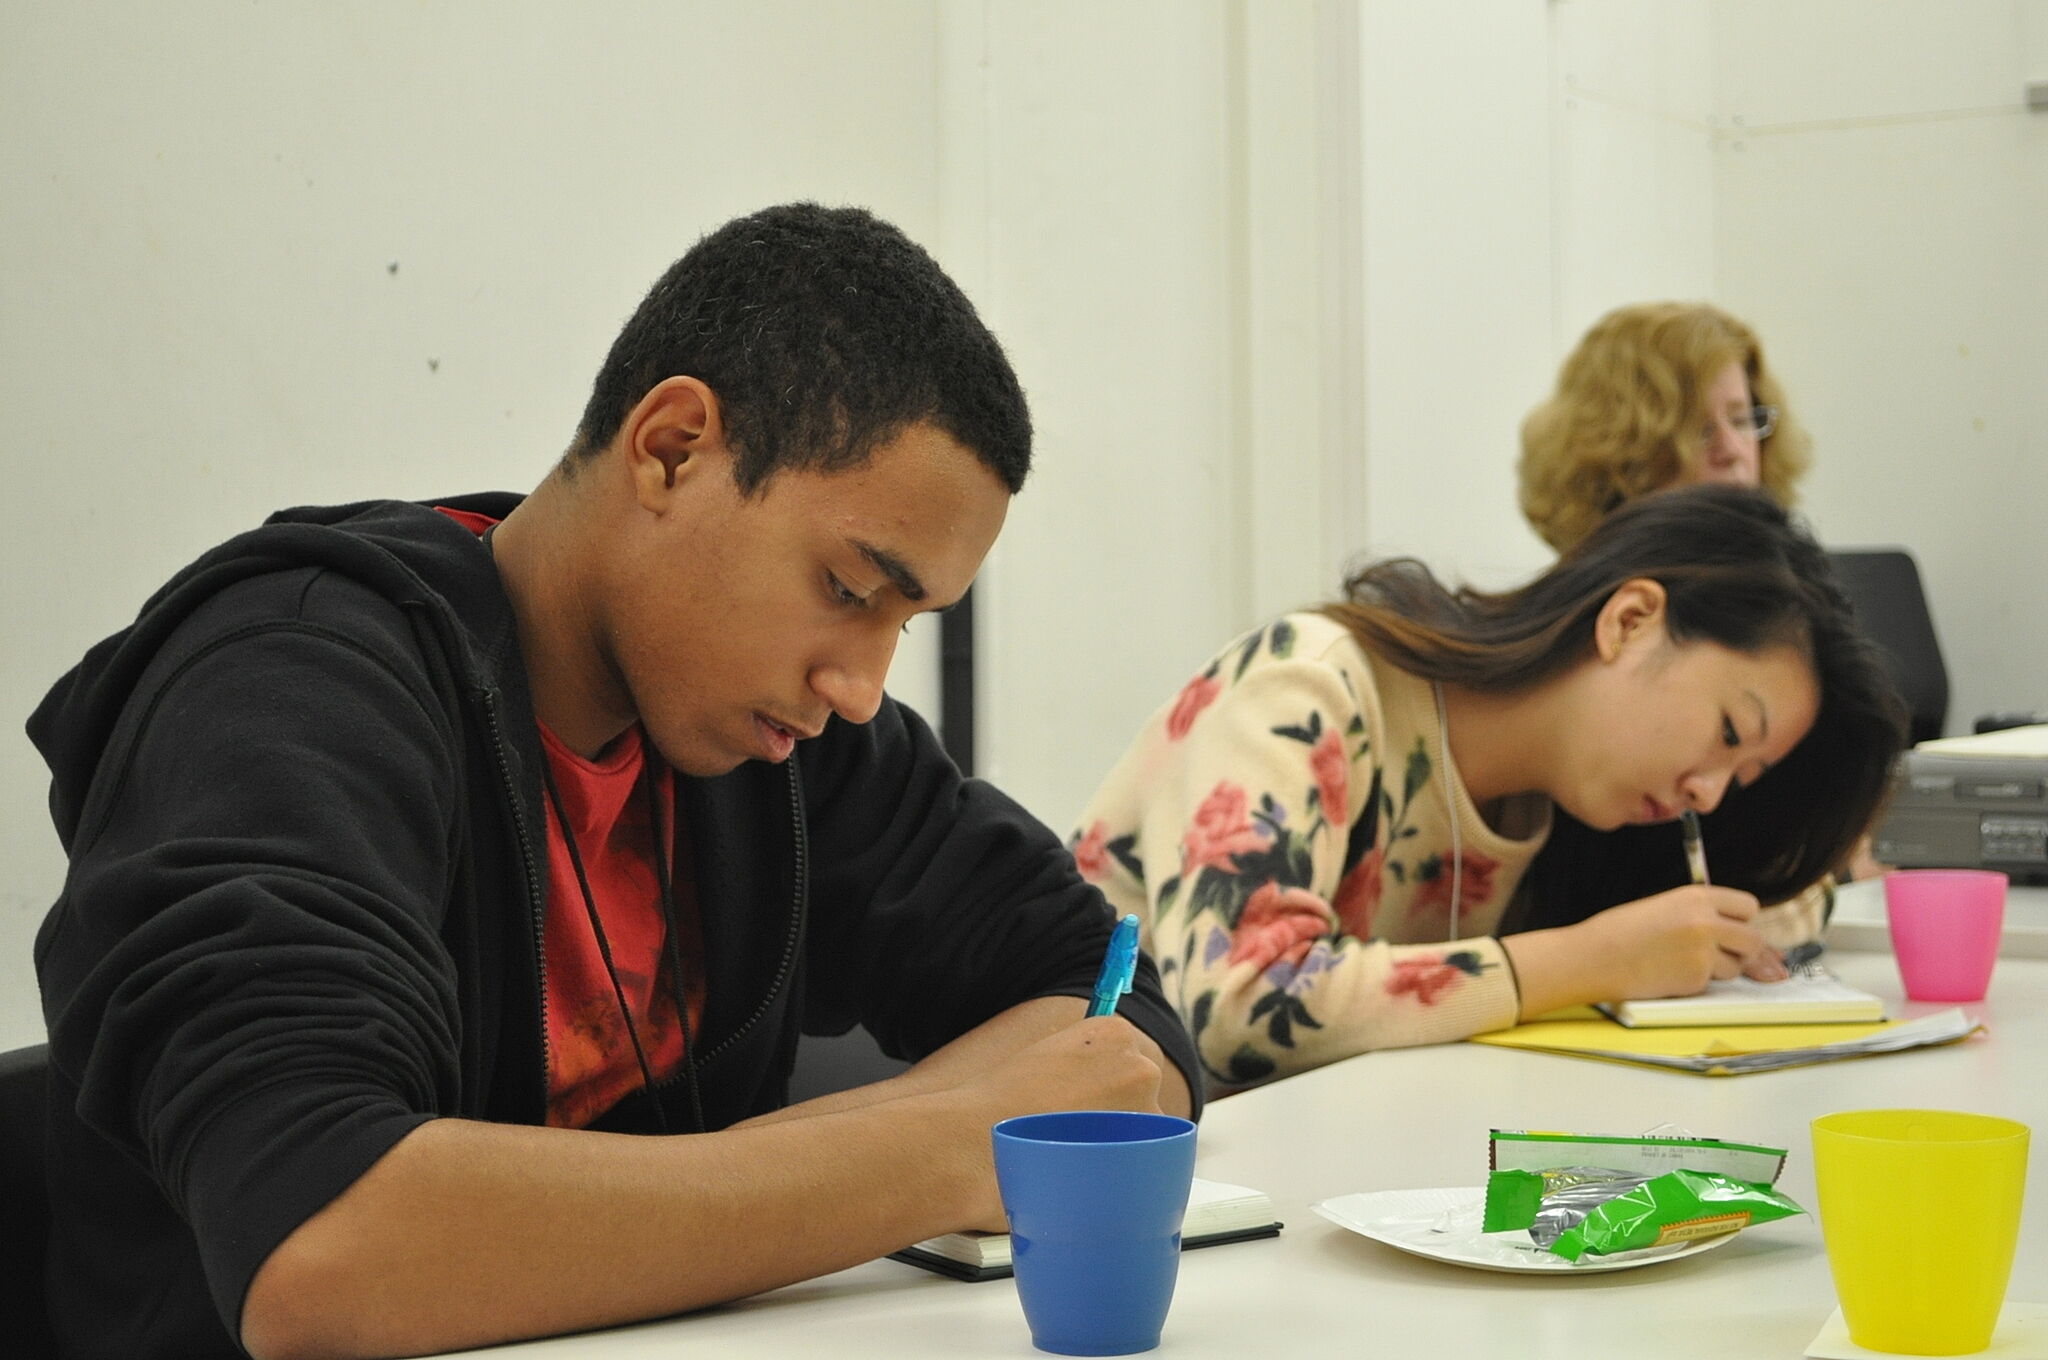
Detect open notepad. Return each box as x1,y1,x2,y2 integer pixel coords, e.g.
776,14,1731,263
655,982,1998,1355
890,1177,1282,1281
1595,962,1886,1027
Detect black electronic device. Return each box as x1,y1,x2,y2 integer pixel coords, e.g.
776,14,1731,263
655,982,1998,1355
1875,738,2048,886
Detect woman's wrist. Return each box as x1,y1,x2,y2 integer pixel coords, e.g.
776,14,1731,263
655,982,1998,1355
1498,924,1598,1019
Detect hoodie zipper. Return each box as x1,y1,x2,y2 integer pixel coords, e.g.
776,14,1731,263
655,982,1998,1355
478,686,552,1114
483,677,808,1120
670,756,809,1077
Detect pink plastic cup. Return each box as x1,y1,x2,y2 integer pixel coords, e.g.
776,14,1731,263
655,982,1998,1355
1883,870,2007,1002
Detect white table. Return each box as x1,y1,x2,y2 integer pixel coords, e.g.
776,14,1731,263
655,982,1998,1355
457,949,2046,1359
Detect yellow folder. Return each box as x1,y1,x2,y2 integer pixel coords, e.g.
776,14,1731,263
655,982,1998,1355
1467,1006,1979,1076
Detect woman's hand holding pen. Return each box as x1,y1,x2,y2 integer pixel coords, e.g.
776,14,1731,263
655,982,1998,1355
1582,885,1788,995
1503,884,1782,1018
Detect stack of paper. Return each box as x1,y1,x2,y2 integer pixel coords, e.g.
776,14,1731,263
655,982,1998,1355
1470,1007,1981,1076
1915,723,2048,757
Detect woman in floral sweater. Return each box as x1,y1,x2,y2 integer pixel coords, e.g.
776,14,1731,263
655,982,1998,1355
1072,487,1904,1092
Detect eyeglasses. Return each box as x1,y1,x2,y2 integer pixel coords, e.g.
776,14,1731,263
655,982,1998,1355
1707,404,1778,442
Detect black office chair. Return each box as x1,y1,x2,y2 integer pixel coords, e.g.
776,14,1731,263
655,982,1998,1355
787,1029,911,1104
0,1043,55,1354
1826,548,1951,745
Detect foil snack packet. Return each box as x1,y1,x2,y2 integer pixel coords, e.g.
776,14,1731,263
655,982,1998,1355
1482,1129,1804,1262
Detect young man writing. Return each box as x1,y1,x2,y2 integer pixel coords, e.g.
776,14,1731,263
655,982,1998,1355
31,203,1198,1359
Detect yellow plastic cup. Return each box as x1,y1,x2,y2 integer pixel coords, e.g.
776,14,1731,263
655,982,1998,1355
1811,1109,2029,1355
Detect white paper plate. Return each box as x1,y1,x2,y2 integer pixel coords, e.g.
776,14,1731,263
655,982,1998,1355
1312,1186,1739,1274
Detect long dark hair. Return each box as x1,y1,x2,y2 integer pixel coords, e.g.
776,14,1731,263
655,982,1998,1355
1322,485,1908,907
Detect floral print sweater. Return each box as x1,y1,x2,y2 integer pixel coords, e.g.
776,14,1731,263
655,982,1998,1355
1071,612,1824,1093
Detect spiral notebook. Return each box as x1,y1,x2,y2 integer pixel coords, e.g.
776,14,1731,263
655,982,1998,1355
889,1177,1282,1281
1594,962,1885,1028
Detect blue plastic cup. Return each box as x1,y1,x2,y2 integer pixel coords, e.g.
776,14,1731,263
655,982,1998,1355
991,1110,1199,1356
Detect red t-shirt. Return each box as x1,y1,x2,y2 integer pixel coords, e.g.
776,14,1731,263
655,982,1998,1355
436,506,706,1129
535,722,706,1129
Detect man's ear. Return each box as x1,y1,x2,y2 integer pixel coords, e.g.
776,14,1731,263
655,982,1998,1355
619,376,729,510
1592,577,1669,663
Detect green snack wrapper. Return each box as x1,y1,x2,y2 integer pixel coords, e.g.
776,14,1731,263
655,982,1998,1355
1545,1167,1804,1262
1483,1166,1653,1241
1489,1129,1788,1185
1483,1167,1552,1234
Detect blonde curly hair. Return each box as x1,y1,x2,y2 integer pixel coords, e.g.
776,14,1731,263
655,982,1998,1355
1518,302,1811,552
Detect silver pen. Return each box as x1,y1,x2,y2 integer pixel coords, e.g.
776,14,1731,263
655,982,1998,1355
1680,810,1710,886
1681,810,1822,974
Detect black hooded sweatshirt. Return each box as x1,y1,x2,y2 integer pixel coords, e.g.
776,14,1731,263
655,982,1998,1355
29,493,1200,1359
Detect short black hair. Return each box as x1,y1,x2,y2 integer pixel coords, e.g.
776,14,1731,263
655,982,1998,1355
569,202,1031,494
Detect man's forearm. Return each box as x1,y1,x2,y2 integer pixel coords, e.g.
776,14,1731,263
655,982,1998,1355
925,997,1191,1119
241,1099,988,1360
743,997,1193,1130
240,1000,1191,1360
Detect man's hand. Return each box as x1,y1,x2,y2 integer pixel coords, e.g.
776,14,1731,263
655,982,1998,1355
960,1015,1169,1120
946,1016,1170,1230
740,995,1192,1132
735,999,1194,1235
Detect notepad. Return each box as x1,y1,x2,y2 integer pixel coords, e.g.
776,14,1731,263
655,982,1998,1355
1595,962,1886,1027
889,1177,1282,1281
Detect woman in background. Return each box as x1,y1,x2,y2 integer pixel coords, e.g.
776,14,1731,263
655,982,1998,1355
1070,488,1903,1093
1519,302,1811,552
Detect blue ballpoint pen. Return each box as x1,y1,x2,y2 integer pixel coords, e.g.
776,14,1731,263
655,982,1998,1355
1087,914,1142,1018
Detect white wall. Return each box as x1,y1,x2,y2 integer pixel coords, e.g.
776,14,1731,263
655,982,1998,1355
951,0,1243,825
1355,1,1558,585
963,0,1359,828
4,2,2043,1050
1711,0,2048,735
1550,0,1719,347
1353,0,1721,589
0,0,953,1047
1342,0,2047,731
